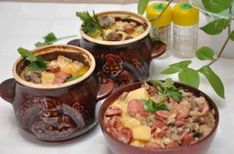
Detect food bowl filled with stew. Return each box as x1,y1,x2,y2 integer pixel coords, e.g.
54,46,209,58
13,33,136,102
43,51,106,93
99,79,219,154
0,45,110,142
68,11,166,91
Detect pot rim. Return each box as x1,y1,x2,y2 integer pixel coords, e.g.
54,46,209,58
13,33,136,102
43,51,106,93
80,10,151,46
99,81,219,152
12,44,96,90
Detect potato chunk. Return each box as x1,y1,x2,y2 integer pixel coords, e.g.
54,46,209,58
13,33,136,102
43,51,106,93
126,87,149,101
132,125,151,141
41,72,55,84
120,117,141,129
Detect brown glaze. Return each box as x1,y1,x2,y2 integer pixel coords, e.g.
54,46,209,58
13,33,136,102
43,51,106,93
68,11,166,93
0,45,111,142
99,81,219,154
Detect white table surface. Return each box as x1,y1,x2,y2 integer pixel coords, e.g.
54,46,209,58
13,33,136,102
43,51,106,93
0,2,234,154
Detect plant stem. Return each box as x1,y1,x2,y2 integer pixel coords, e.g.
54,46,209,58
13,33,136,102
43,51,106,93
207,36,230,66
149,0,173,22
228,4,232,35
57,35,78,41
207,4,233,66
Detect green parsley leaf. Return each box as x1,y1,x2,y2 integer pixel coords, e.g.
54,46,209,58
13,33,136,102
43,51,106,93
35,32,58,47
142,99,169,113
76,11,103,36
66,76,78,82
18,47,47,72
151,79,182,102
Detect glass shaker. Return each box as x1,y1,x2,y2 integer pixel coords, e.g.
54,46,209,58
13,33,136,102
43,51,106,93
146,2,172,58
172,2,199,58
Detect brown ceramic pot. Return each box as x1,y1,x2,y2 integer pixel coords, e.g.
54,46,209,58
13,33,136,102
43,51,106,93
0,45,110,142
68,11,166,93
99,81,219,154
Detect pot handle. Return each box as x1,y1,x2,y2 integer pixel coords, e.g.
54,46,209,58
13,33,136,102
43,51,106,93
67,39,80,47
0,78,16,103
96,72,115,101
151,40,167,59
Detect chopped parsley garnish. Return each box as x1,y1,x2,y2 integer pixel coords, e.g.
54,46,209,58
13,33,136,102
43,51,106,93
151,78,182,101
76,11,103,36
142,99,170,113
18,47,47,72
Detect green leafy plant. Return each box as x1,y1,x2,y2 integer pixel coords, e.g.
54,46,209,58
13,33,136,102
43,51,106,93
137,0,234,99
18,47,47,72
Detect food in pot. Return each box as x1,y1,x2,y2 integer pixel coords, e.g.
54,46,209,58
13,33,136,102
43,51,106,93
20,55,89,85
103,79,216,149
76,11,146,41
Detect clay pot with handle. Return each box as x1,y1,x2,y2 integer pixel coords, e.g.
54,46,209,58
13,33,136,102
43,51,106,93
68,11,166,92
0,45,111,142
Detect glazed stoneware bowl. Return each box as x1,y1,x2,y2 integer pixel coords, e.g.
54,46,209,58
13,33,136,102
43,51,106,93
0,45,110,142
99,81,219,154
68,11,166,92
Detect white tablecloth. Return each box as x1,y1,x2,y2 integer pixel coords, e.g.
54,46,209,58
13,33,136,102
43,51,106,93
0,2,234,154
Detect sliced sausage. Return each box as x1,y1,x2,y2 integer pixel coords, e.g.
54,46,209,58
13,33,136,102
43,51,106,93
165,141,179,148
53,71,71,84
144,142,162,150
155,111,170,120
127,99,145,117
181,132,194,146
105,106,123,116
117,127,132,144
46,65,60,73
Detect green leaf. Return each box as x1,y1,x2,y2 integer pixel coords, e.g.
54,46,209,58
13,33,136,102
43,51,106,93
200,19,229,35
138,0,149,15
66,76,78,82
196,47,215,60
169,60,192,68
35,32,58,47
18,47,47,72
44,32,57,42
165,88,182,102
161,66,182,74
18,47,33,57
178,68,200,88
199,66,225,98
142,99,169,113
230,31,234,41
76,11,103,35
202,0,232,13
151,79,182,102
28,62,44,72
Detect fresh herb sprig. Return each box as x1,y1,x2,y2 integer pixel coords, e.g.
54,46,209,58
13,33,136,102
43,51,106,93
151,79,182,102
76,11,103,36
142,99,170,113
18,47,47,72
35,32,78,47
